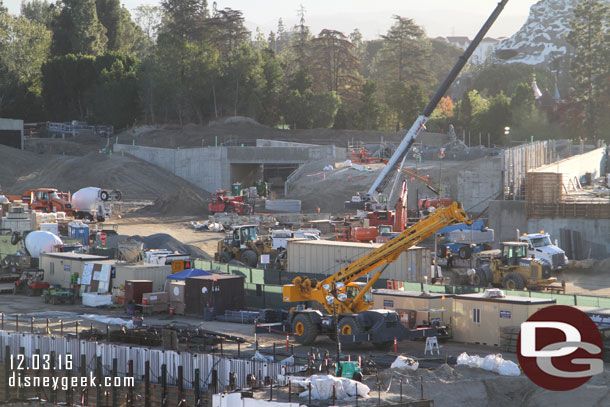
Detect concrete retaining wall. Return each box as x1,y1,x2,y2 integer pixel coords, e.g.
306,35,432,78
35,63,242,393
0,118,24,149
527,218,610,260
488,200,528,245
114,142,340,193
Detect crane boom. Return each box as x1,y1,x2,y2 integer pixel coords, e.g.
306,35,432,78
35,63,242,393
367,0,510,197
283,202,470,315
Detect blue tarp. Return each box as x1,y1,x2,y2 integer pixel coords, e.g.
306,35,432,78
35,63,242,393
166,268,212,281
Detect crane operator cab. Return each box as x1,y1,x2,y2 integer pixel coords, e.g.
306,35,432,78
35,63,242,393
231,225,258,248
500,242,527,267
344,282,374,305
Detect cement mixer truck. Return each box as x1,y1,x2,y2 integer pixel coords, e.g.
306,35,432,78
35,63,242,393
2,230,63,272
71,187,122,222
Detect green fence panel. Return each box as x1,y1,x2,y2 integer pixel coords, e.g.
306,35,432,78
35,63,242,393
251,268,265,284
209,261,229,273
553,295,576,306
575,295,601,307
597,297,610,308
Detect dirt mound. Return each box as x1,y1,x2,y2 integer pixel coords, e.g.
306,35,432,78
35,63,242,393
135,187,210,216
0,145,203,200
434,364,460,382
98,233,207,258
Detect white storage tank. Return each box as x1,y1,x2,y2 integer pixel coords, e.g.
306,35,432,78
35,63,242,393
25,231,63,258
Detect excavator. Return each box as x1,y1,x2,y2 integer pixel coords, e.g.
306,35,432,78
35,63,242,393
283,202,470,348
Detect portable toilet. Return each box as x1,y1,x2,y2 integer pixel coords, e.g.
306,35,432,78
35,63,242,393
231,182,242,196
68,221,90,246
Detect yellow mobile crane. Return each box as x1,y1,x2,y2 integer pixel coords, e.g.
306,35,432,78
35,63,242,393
283,202,470,347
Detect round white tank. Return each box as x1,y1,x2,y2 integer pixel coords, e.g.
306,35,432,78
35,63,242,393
71,187,101,212
0,195,9,204
25,231,63,258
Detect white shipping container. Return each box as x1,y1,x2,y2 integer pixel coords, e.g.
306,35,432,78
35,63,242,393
286,240,431,282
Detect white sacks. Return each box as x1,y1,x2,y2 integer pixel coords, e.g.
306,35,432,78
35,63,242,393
295,375,370,400
390,356,419,371
456,352,520,376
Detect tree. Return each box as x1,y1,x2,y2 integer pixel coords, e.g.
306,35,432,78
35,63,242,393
160,0,208,41
472,91,511,146
567,0,610,138
292,4,311,70
309,29,363,104
257,48,284,125
134,5,162,42
386,82,426,130
375,16,430,85
52,0,108,56
96,0,146,55
356,79,383,130
0,12,51,88
455,90,487,131
207,7,250,64
21,0,59,29
471,64,552,98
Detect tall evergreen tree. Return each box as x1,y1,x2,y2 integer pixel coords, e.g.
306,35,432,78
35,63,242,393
567,0,610,138
52,0,108,56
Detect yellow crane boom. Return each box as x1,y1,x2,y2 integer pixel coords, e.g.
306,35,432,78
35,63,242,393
283,202,471,314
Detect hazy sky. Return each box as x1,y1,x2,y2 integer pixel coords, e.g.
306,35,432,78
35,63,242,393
4,0,540,38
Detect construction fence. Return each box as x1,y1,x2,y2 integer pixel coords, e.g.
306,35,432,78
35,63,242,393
193,260,610,310
0,331,297,401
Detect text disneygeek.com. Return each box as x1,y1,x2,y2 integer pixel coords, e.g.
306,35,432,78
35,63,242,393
9,354,134,390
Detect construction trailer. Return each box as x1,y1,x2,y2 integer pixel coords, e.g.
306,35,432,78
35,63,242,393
39,252,109,287
452,292,556,346
372,289,454,328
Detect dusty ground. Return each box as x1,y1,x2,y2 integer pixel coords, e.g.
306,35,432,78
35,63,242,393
1,291,608,407
113,216,223,258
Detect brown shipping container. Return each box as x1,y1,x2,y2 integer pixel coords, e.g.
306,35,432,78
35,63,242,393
125,280,153,304
286,240,431,282
185,274,244,316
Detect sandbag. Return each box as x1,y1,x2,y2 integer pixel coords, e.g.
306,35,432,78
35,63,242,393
390,356,419,371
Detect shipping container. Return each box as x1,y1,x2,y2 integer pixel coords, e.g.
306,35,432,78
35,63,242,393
184,274,244,317
125,280,152,304
114,264,172,292
286,240,431,282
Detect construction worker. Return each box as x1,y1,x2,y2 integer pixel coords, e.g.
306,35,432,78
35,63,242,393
446,247,453,269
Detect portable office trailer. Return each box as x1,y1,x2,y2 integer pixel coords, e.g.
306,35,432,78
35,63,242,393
452,292,556,346
372,289,454,327
40,252,110,287
185,274,244,317
286,240,431,282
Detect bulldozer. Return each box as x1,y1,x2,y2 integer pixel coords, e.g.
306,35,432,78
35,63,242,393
215,225,283,268
473,242,559,291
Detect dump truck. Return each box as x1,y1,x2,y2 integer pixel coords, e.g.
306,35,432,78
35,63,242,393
518,232,568,270
283,202,471,348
